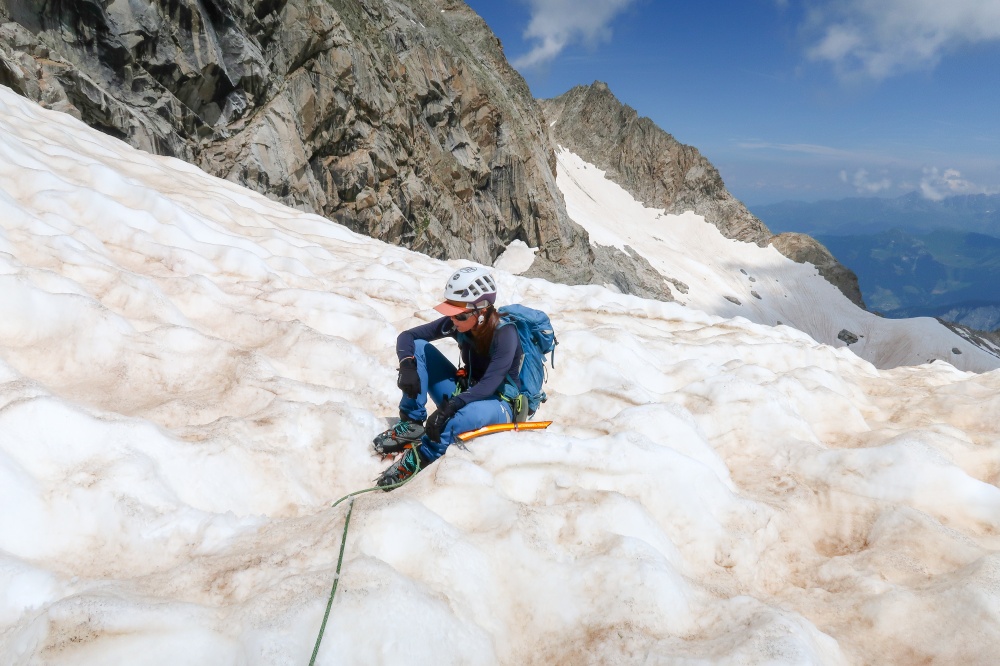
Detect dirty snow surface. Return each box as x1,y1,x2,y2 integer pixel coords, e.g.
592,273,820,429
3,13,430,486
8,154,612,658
1,86,999,665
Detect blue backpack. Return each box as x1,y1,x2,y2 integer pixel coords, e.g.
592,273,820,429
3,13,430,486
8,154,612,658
495,304,557,417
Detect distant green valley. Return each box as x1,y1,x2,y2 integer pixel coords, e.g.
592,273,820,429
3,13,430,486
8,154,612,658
752,195,1000,331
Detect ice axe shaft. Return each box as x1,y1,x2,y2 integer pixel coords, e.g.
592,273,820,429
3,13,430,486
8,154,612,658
456,420,552,443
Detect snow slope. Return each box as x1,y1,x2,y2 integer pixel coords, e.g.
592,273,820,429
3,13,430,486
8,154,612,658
1,85,999,665
550,148,1000,373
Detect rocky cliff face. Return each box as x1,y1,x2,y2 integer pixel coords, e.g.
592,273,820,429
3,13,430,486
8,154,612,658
768,233,866,308
0,2,864,308
539,82,867,306
0,0,670,299
540,82,772,246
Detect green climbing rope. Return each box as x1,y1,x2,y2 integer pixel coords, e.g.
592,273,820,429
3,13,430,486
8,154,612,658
307,453,422,666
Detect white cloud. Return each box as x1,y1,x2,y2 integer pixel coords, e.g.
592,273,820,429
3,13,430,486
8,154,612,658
737,140,891,162
805,0,1000,80
919,166,998,201
512,0,637,69
738,141,1000,200
740,141,856,157
840,168,892,194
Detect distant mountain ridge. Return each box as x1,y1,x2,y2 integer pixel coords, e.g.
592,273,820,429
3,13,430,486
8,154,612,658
895,302,1000,332
754,192,1000,237
751,193,1000,330
817,228,1000,330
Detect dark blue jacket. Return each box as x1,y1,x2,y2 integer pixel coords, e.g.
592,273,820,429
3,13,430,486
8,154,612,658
397,316,523,408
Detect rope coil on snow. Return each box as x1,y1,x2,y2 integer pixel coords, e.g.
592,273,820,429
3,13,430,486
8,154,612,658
307,454,422,666
308,422,550,663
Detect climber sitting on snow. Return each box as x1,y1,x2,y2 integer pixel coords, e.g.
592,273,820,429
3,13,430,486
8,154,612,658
372,267,526,489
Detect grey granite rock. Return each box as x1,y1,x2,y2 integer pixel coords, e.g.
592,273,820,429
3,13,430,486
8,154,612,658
0,0,670,301
769,233,866,308
540,81,866,307
838,329,860,345
540,81,771,245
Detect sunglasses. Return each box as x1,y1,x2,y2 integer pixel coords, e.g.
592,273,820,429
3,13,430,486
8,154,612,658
451,309,478,322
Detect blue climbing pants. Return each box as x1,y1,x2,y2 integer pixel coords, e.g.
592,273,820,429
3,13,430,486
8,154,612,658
399,340,512,462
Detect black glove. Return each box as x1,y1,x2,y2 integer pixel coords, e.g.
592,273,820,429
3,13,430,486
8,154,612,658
425,398,460,442
397,357,420,398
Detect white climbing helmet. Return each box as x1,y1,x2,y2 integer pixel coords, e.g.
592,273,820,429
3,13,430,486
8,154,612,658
433,266,497,316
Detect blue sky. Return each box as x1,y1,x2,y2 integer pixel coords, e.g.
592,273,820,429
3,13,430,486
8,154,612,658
464,0,1000,206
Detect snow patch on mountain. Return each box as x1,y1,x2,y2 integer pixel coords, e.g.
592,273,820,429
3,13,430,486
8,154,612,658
555,147,1000,373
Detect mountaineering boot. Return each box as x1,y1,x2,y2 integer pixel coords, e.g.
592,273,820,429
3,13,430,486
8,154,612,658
375,446,425,490
372,415,425,457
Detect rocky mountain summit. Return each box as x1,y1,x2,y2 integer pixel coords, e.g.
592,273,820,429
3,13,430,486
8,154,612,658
541,82,866,308
540,82,772,246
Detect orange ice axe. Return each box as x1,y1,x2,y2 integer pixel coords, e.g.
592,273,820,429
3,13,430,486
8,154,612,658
456,421,553,443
